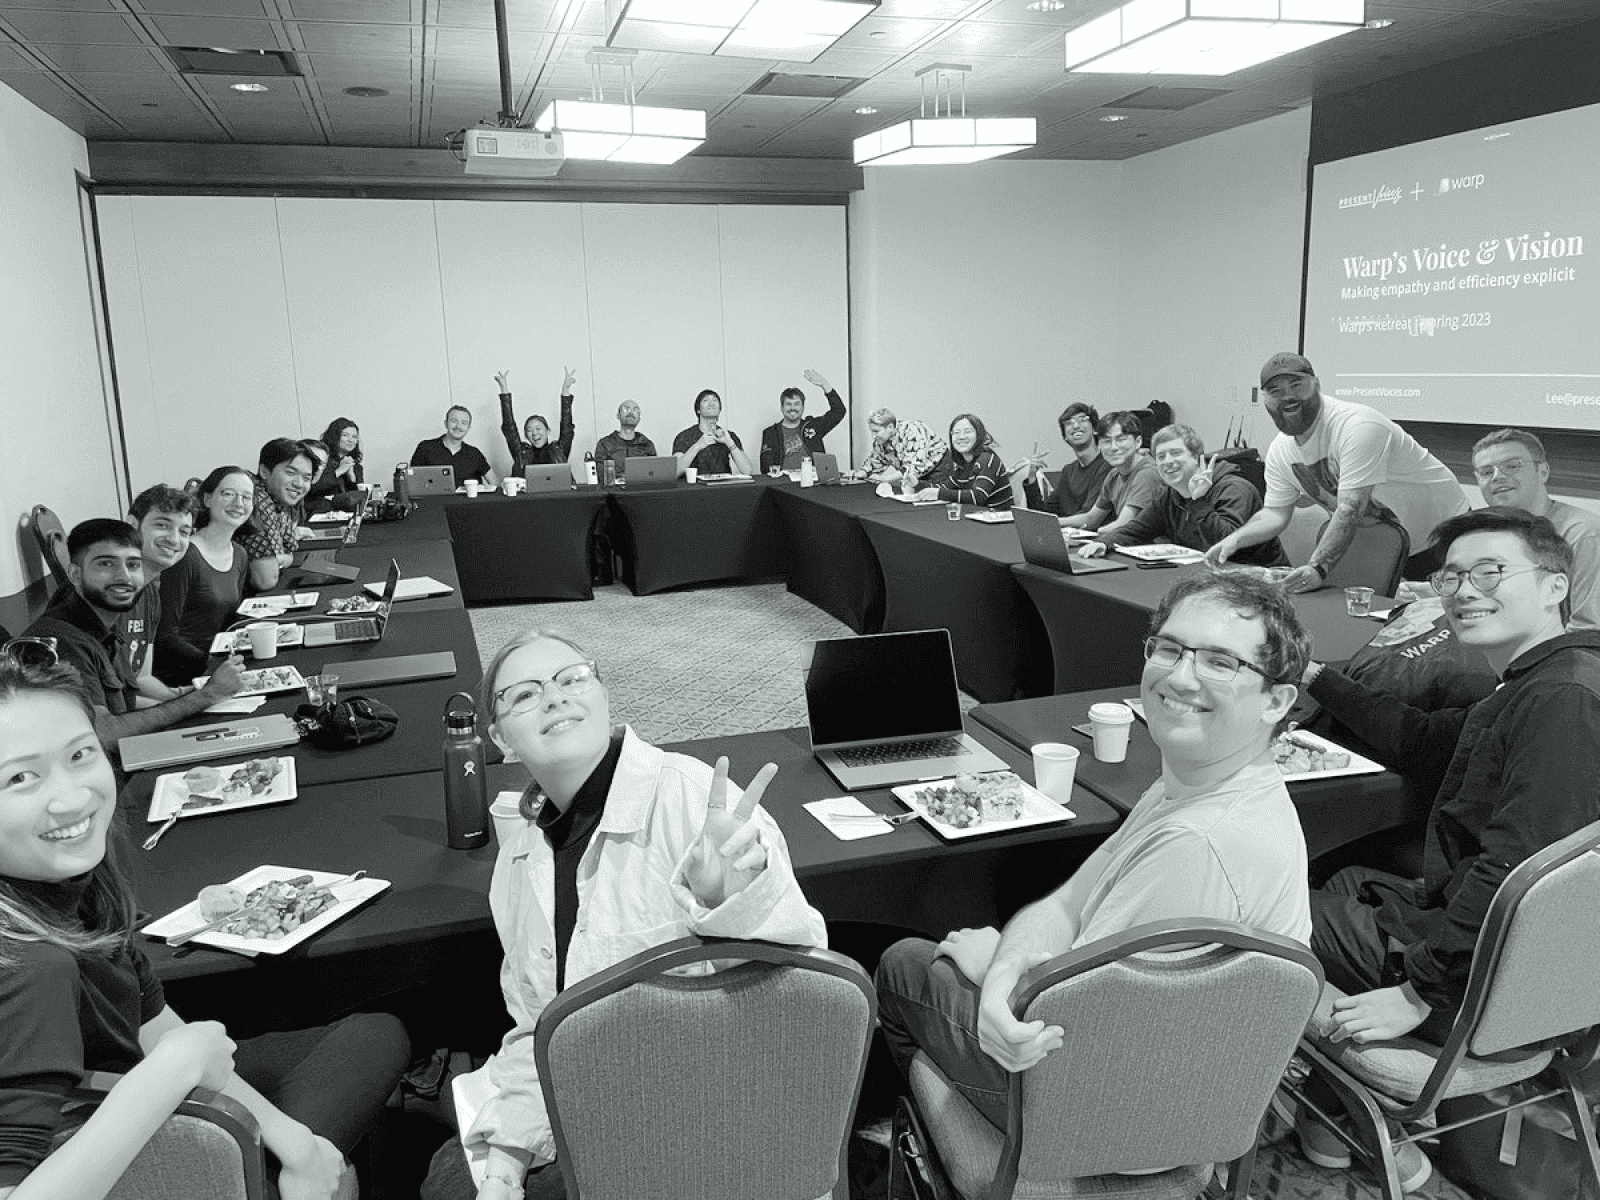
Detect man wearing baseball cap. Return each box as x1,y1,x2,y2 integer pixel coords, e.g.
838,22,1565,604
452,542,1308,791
1206,352,1466,590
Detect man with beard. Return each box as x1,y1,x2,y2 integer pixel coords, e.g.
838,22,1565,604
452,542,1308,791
758,369,847,474
20,520,244,744
1021,402,1111,518
1207,352,1465,591
241,438,319,592
118,485,203,703
594,399,658,470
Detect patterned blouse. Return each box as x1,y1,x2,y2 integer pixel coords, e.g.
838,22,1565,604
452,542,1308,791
861,419,948,482
237,476,299,564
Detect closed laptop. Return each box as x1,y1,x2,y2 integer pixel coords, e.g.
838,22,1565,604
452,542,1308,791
119,714,301,772
320,651,457,688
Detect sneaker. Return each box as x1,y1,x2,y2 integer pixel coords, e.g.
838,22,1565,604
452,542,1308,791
1392,1140,1433,1195
1297,1112,1353,1169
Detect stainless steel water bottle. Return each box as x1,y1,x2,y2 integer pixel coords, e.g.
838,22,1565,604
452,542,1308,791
442,693,489,849
394,463,411,505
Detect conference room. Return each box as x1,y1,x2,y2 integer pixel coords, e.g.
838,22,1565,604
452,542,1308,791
4,0,1600,1197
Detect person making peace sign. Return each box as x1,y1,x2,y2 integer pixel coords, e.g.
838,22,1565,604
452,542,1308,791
1079,424,1289,568
422,628,827,1200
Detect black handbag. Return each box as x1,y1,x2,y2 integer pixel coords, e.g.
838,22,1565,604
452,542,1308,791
295,696,399,750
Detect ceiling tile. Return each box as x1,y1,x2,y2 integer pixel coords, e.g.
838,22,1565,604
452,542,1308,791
292,21,414,55
0,9,142,43
0,41,38,68
922,19,1058,56
31,42,168,71
431,0,558,29
873,0,989,16
831,15,949,51
132,0,272,15
144,16,284,48
0,0,117,9
299,53,420,85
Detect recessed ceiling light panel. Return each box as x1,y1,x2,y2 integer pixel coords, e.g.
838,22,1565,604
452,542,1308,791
230,82,269,92
605,0,878,63
1065,0,1364,76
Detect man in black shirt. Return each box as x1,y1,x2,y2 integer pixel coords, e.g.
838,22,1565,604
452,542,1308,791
671,390,754,477
22,520,245,747
595,399,658,469
411,405,495,486
120,484,201,704
758,369,848,474
1021,402,1111,517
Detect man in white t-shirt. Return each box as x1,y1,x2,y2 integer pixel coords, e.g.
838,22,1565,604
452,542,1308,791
874,572,1313,1131
1474,427,1600,629
1207,352,1467,592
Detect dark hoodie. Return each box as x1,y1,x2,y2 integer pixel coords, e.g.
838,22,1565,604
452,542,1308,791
1095,460,1286,566
1308,630,1600,1014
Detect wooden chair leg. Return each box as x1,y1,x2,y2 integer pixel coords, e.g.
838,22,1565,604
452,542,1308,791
1557,1057,1600,1201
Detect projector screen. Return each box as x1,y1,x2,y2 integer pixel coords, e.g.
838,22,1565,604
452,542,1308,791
1303,101,1599,430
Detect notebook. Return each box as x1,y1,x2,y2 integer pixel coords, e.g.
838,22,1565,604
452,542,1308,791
1014,508,1128,575
303,559,399,648
804,629,1008,791
624,456,678,490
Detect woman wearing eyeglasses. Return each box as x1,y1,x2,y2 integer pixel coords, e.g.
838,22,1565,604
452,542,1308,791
423,627,826,1200
153,466,255,686
913,414,1014,509
0,654,409,1199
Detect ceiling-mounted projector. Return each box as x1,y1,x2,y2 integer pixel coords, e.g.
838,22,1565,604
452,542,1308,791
463,126,564,177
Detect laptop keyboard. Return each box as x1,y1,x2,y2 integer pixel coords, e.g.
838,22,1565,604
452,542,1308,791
333,618,380,641
835,736,967,768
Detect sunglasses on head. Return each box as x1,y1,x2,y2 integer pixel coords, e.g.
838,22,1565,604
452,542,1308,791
1,636,60,669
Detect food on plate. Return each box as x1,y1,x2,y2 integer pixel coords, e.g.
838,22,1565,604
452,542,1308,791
1272,732,1352,775
179,758,283,805
241,666,301,693
918,772,1026,829
328,595,378,615
183,765,225,795
197,884,245,921
214,874,338,940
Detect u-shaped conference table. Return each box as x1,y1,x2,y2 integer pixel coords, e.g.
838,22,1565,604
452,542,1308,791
118,478,1416,1031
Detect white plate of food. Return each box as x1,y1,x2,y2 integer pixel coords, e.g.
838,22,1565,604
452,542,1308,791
210,625,304,655
1272,729,1385,782
1114,543,1208,564
236,594,318,619
193,664,306,697
147,757,297,823
890,771,1074,841
141,866,390,956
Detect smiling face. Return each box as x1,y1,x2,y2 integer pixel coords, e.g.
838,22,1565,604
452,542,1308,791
525,417,549,448
1440,530,1567,662
487,638,611,783
338,426,360,454
1153,437,1200,493
1061,412,1095,451
71,541,144,614
134,508,194,572
445,409,473,441
1141,595,1293,780
1099,423,1138,469
207,472,255,531
1473,441,1549,513
0,692,117,882
781,393,805,425
950,419,979,456
1262,374,1324,437
263,455,314,507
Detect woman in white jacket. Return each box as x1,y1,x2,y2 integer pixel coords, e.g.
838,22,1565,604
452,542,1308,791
422,628,827,1200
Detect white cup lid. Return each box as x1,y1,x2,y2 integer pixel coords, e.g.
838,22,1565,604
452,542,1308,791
1087,702,1135,724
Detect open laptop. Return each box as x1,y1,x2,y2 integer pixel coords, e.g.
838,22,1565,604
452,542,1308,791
812,453,841,484
524,464,570,493
805,629,1009,790
408,465,455,496
624,456,678,491
1014,508,1128,575
303,559,400,648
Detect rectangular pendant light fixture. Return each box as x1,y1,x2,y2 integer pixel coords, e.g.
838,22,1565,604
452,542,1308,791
534,49,707,166
854,64,1036,167
1066,0,1364,76
604,0,879,63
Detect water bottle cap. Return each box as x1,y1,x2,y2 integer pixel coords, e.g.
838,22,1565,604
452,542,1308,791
444,691,478,734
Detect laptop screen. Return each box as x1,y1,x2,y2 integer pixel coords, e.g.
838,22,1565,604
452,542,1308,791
804,630,964,746
377,559,401,612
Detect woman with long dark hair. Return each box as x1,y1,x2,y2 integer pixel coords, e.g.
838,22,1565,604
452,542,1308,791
307,418,364,507
916,413,1015,509
152,466,254,684
0,652,408,1198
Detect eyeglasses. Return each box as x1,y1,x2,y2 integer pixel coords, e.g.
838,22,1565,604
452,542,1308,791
493,661,600,717
1428,563,1553,597
1062,416,1094,429
1143,635,1272,684
1472,458,1532,482
1100,433,1138,447
1,636,59,669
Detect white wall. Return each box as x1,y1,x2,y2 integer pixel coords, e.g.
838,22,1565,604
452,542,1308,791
848,161,1125,467
1116,107,1312,451
97,196,850,486
0,80,122,600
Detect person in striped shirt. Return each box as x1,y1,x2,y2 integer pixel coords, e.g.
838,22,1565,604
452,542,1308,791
916,414,1014,509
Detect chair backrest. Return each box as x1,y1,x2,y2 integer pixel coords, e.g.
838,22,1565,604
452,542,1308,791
29,505,73,589
70,1073,265,1199
998,921,1323,1195
535,937,875,1199
1317,514,1410,595
1458,820,1600,1058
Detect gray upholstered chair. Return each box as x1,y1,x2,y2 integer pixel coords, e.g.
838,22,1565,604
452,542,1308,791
1283,819,1600,1198
1317,514,1410,596
65,1070,266,1198
534,936,875,1199
890,920,1324,1199
29,504,73,591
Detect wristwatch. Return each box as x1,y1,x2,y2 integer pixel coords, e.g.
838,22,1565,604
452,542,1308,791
481,1170,524,1198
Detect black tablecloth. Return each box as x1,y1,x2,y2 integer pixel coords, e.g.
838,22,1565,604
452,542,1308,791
767,482,898,633
1012,561,1392,694
442,490,608,603
608,480,786,595
360,495,453,545
968,687,1426,861
858,508,1051,703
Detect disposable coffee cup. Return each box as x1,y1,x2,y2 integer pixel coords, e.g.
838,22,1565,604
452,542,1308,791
245,622,278,660
1087,702,1135,763
501,477,516,496
685,468,699,484
464,479,479,498
1031,742,1079,805
490,791,527,848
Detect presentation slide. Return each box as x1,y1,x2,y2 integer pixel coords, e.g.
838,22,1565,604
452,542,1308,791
1303,101,1600,430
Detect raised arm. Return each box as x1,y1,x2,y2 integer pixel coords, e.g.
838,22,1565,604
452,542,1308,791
496,370,526,477
556,371,575,462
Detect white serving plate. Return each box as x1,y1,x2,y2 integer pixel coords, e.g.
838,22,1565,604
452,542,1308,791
142,865,390,957
890,773,1074,842
237,593,318,619
1273,730,1386,783
147,756,298,823
211,624,304,654
964,510,1014,524
193,664,306,697
1115,543,1207,563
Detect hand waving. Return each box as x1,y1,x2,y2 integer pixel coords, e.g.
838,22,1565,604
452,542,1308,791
562,365,577,394
494,370,510,393
1187,453,1217,500
683,757,774,908
803,368,830,392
